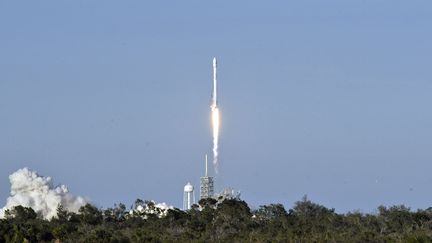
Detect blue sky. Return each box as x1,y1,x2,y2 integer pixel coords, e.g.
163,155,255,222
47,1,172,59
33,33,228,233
1,1,431,212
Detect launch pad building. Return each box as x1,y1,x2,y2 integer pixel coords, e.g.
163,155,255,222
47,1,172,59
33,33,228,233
200,155,214,199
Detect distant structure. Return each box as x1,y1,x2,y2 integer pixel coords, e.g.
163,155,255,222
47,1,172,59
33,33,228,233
200,154,214,199
215,188,241,201
183,182,195,210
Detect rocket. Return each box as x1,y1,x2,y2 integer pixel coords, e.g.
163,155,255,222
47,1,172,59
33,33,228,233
212,57,218,109
210,57,220,174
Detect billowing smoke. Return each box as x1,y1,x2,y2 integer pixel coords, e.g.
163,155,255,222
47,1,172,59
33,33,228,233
130,201,173,219
0,167,87,220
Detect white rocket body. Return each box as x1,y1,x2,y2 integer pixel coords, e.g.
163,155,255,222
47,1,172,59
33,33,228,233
212,57,217,109
211,57,220,173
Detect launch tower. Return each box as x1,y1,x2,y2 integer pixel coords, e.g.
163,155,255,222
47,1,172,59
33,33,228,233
200,155,214,199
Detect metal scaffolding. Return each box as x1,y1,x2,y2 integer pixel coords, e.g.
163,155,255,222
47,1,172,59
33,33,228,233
200,154,214,199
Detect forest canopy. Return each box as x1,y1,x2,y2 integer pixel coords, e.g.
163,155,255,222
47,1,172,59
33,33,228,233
1,196,432,242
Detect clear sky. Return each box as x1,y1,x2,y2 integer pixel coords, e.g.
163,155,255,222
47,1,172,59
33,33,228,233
1,1,431,213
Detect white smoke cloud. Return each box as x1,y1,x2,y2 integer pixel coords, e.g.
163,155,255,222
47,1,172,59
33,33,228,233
129,201,173,218
0,167,87,220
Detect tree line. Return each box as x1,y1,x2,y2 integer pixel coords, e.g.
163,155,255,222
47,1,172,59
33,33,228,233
1,196,432,242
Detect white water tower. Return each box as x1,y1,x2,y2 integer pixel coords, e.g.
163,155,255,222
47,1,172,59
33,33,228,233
183,182,195,210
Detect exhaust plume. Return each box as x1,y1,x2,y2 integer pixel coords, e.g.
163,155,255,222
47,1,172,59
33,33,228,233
0,167,87,220
211,106,220,172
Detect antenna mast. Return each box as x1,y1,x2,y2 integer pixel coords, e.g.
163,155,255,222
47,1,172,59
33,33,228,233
205,154,208,177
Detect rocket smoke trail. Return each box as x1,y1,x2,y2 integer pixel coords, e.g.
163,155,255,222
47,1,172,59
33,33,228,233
211,57,220,173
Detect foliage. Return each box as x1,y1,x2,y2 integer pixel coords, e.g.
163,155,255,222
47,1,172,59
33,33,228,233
2,197,432,242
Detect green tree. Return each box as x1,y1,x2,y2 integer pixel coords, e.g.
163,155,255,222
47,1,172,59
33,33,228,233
291,195,340,241
79,203,103,225
211,199,253,241
104,203,127,223
4,205,38,221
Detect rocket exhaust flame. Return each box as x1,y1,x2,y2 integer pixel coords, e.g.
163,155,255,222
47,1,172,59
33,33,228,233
211,57,220,173
212,106,220,172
